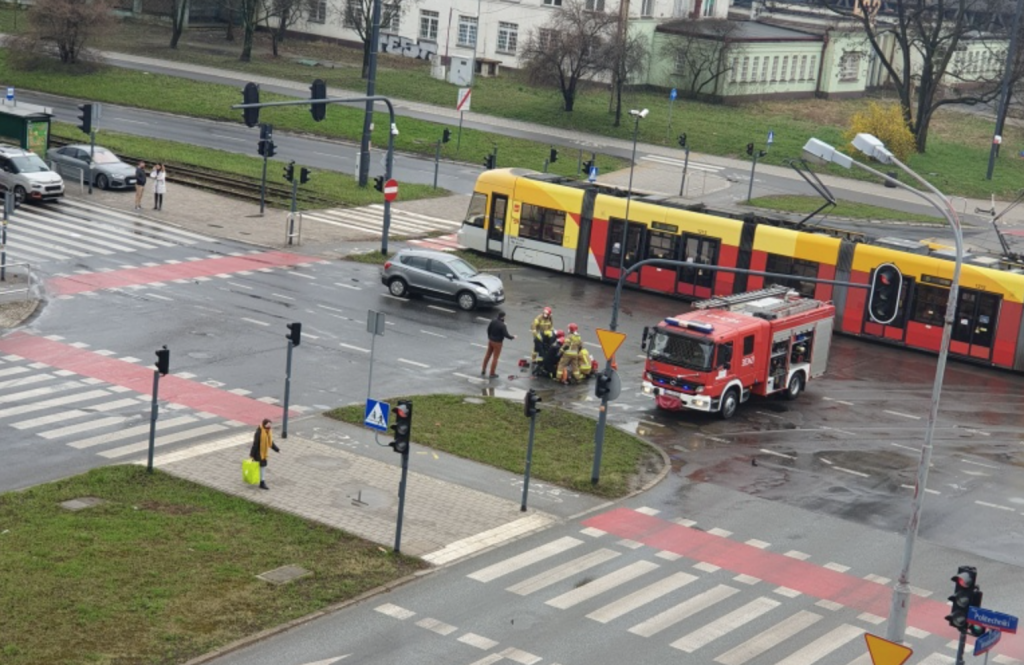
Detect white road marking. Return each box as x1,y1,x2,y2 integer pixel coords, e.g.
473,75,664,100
334,282,362,290
884,409,921,420
428,305,456,313
507,549,620,596
374,603,415,619
415,617,457,636
241,317,270,327
755,410,786,420
587,572,698,624
398,358,430,368
822,396,855,406
271,293,295,300
891,442,919,452
452,372,486,382
833,466,870,478
961,458,998,469
420,330,446,338
546,560,659,610
39,416,126,440
715,610,821,665
210,134,248,142
70,416,199,449
671,596,780,653
975,500,1016,512
628,584,738,637
101,424,230,458
759,448,795,460
458,633,499,650
339,343,370,353
901,484,941,495
468,536,582,583
774,623,864,665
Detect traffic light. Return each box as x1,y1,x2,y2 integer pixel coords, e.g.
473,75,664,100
374,175,385,192
77,103,94,135
286,322,301,347
283,161,295,182
310,78,328,122
391,400,413,454
868,262,903,325
678,133,688,149
582,159,594,175
524,389,541,418
442,128,452,144
265,141,276,158
595,369,612,400
155,345,170,376
483,153,496,170
259,123,273,141
242,82,260,128
549,148,558,164
946,566,978,633
967,588,987,637
746,142,755,157
299,167,311,185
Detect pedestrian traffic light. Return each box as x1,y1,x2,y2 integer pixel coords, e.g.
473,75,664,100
868,262,903,325
259,123,273,141
242,82,260,128
155,345,170,376
299,167,311,185
391,400,413,454
442,128,452,144
524,389,541,418
374,175,384,192
582,159,594,175
266,141,276,158
286,322,301,347
946,566,978,633
309,78,328,122
549,148,558,164
595,369,612,400
678,133,688,148
77,103,94,135
283,161,295,182
483,153,496,170
746,142,755,157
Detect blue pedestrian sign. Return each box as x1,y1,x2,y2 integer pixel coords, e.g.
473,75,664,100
968,606,1018,634
5,87,13,102
767,130,775,145
974,629,1002,657
364,398,390,432
670,88,677,101
588,165,598,183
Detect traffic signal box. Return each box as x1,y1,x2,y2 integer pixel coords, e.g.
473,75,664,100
391,401,413,454
483,154,496,170
524,389,541,418
155,346,170,375
286,322,302,347
946,566,986,637
284,161,295,183
549,148,558,164
374,175,385,192
242,83,260,128
310,79,328,122
582,159,594,174
299,167,311,185
595,369,612,400
77,104,94,135
678,133,688,148
442,128,452,144
868,263,904,325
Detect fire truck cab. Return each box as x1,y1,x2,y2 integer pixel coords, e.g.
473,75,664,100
641,286,835,419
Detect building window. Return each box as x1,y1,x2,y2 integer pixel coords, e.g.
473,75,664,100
780,56,788,82
538,28,555,51
343,0,361,28
458,15,478,48
730,57,738,82
839,52,861,82
703,0,716,16
640,0,653,16
797,55,806,81
741,56,749,82
809,55,817,80
544,0,563,6
307,0,326,23
770,56,779,81
761,56,769,82
385,4,400,32
675,52,687,73
497,21,518,54
585,0,605,9
419,10,439,40
751,56,759,82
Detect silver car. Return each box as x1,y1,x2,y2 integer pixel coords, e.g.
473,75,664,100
380,248,505,311
46,145,138,190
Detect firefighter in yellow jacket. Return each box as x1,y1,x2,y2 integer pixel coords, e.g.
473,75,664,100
557,323,584,384
531,306,554,362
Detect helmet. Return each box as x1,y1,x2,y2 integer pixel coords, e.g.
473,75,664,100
568,323,578,333
555,329,565,339
543,307,552,317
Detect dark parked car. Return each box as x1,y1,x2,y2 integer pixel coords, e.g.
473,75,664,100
46,145,137,190
380,248,504,311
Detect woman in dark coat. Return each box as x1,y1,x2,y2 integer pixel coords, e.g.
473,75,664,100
249,418,280,490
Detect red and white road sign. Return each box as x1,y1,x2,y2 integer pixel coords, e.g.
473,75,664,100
383,178,399,202
456,87,472,113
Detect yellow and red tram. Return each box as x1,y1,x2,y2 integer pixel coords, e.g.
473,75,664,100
458,168,1024,372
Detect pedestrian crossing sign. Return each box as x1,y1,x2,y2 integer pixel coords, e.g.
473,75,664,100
364,399,390,432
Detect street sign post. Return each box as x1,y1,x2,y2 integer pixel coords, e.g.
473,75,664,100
5,87,13,102
968,607,1019,634
864,634,913,665
364,398,390,432
588,165,598,183
383,178,398,202
975,629,1002,657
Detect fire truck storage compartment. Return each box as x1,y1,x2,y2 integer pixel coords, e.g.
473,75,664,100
768,334,791,393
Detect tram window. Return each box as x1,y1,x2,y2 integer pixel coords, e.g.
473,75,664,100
464,192,487,228
764,254,818,297
648,231,677,260
911,283,947,326
520,202,567,245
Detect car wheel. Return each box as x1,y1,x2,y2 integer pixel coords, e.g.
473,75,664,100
388,277,409,298
784,372,804,400
13,186,26,206
457,291,477,311
95,174,109,190
719,389,739,420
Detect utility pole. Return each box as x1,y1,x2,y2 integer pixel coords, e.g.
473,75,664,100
986,0,1023,180
358,0,383,188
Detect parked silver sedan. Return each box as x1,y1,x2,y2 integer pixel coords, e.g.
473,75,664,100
380,248,505,311
46,145,138,190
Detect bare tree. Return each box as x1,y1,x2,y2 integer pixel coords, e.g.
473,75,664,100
170,0,189,49
607,27,650,127
519,0,619,113
343,0,407,79
266,0,307,56
814,0,1024,153
659,19,737,99
11,0,112,65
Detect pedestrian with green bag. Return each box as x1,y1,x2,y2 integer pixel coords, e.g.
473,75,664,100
249,418,280,490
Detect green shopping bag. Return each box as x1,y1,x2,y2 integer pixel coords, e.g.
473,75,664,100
243,459,260,485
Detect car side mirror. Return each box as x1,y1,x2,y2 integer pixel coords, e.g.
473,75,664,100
641,326,649,351
446,273,455,280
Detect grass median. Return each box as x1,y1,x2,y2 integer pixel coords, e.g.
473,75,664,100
0,465,426,665
327,394,661,499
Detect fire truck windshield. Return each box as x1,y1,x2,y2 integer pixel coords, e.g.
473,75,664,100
648,329,714,372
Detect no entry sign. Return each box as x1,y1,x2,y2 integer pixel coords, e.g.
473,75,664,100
383,178,398,202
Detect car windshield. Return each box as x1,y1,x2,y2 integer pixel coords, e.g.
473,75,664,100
91,150,122,165
11,154,49,173
463,192,486,226
648,329,714,372
447,258,479,279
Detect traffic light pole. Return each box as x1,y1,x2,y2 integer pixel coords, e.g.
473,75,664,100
88,131,96,195
433,140,441,190
146,370,161,473
679,144,690,197
259,150,269,215
955,633,967,665
747,150,763,203
282,339,294,439
521,410,537,512
394,446,409,553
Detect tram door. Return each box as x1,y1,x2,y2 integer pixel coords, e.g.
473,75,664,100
676,235,719,299
487,194,508,256
604,219,645,283
950,289,1000,361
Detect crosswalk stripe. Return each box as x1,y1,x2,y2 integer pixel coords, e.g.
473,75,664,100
69,415,200,449
841,654,874,665
12,409,92,430
468,536,582,583
671,596,780,653
59,199,214,241
100,423,230,458
774,623,864,665
16,206,161,251
641,154,724,172
0,366,30,378
916,654,956,665
588,571,698,624
0,381,88,407
546,560,660,610
303,205,460,238
0,388,109,418
39,416,126,440
506,548,620,596
714,610,822,665
628,584,739,637
0,373,52,391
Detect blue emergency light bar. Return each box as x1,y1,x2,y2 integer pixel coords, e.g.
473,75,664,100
664,318,714,334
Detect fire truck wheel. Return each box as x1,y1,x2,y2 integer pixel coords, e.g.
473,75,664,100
784,372,804,400
719,389,739,420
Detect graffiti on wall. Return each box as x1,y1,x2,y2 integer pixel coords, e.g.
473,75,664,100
379,33,437,61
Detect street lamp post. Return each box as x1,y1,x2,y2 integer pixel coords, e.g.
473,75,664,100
803,134,964,644
617,108,648,271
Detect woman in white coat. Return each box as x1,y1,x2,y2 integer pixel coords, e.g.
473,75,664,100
151,164,167,211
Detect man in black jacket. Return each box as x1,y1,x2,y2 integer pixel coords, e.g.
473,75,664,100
482,311,515,378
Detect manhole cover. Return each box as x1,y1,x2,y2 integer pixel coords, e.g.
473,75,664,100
257,564,312,585
60,497,106,511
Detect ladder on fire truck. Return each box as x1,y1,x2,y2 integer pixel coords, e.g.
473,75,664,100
693,285,823,321
692,285,793,310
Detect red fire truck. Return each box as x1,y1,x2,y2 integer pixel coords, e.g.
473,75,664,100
641,286,836,419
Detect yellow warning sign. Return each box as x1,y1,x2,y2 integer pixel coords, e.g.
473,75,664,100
595,328,627,361
865,634,913,665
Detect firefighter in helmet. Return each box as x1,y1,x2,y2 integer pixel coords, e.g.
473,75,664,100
537,329,564,379
531,306,554,363
557,323,584,384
